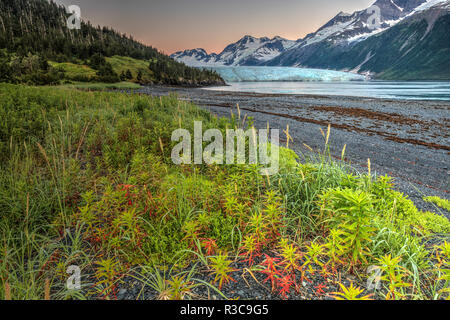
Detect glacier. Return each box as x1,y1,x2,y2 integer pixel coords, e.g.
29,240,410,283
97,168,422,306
204,66,366,82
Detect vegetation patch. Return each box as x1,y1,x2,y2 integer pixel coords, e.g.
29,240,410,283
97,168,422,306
106,56,153,83
0,0,224,86
0,83,449,301
49,61,97,82
424,196,450,212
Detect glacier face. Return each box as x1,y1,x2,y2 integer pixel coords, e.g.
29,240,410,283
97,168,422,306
205,66,366,82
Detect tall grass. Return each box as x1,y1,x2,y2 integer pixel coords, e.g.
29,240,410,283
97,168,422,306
0,83,217,299
0,83,448,300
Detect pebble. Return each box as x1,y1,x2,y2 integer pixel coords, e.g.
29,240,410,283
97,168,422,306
117,289,127,299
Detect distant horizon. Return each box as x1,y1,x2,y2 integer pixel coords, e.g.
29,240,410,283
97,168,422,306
53,0,374,55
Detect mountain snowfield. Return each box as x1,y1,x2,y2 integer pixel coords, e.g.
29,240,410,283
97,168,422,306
414,0,449,11
171,0,450,80
171,35,296,67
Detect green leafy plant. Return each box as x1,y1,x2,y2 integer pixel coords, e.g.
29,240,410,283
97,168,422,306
375,254,411,300
239,235,262,266
209,253,236,289
305,242,325,269
435,242,450,299
165,275,195,300
332,282,372,300
93,258,123,299
424,196,450,212
321,188,376,268
279,240,302,274
324,229,345,268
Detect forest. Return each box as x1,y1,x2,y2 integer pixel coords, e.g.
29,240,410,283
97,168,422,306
0,0,224,85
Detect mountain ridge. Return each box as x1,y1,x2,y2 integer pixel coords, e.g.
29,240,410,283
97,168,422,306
172,35,296,66
172,0,450,80
267,0,450,80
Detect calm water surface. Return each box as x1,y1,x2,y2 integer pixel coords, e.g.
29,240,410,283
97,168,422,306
205,81,450,101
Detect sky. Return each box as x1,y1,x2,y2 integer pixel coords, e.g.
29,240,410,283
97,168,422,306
54,0,374,55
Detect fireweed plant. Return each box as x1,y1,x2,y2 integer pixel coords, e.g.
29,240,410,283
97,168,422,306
0,83,449,300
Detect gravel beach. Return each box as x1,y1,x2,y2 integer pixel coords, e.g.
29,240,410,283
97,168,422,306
136,86,450,219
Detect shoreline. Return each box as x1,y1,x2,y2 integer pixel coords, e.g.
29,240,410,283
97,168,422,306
199,80,450,102
135,85,450,219
203,86,450,103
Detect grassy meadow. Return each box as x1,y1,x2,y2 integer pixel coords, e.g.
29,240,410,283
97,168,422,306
50,55,153,86
106,56,154,82
0,83,449,300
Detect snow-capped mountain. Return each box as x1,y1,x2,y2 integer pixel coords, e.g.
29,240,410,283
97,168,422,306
171,0,433,67
172,0,450,79
171,35,296,66
268,0,450,79
267,0,446,66
267,0,450,76
170,49,219,67
294,0,429,47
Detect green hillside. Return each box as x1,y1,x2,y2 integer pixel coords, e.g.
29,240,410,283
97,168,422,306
266,10,450,80
350,14,450,80
49,56,155,84
0,0,224,86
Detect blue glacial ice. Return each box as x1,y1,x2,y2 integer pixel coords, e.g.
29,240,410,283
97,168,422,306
204,66,366,82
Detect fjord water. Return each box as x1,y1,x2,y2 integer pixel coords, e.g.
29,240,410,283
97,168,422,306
206,80,450,101
203,67,450,101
